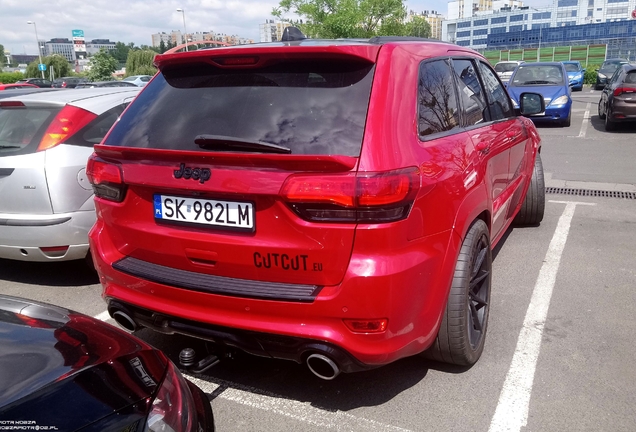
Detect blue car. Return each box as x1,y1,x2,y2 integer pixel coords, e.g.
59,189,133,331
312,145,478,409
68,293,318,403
507,62,572,127
562,61,585,91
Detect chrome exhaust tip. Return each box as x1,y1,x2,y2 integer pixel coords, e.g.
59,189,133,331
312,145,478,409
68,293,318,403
306,353,341,380
111,309,138,332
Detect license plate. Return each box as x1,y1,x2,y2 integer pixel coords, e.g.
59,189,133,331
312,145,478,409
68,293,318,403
153,194,254,230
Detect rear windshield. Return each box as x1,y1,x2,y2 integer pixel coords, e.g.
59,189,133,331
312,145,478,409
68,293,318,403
103,60,375,156
495,63,519,73
0,107,60,157
511,65,565,86
625,71,636,84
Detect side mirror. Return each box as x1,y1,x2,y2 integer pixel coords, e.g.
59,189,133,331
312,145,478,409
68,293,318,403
519,92,545,116
582,69,586,73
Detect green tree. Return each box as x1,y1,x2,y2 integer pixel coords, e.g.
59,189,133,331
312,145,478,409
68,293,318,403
159,40,167,54
125,50,157,76
404,15,431,38
24,54,71,78
0,44,5,69
86,48,118,81
273,0,407,38
111,42,132,65
0,71,24,83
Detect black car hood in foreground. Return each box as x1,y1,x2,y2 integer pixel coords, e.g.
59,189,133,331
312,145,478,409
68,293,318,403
0,296,167,431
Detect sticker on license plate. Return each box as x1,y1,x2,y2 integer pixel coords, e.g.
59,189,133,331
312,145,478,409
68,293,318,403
153,194,254,230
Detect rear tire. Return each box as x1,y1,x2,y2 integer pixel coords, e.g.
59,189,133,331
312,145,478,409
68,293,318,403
514,154,545,226
598,100,606,120
423,219,492,366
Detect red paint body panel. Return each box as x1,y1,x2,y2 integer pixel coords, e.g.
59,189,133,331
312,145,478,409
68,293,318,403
89,39,542,369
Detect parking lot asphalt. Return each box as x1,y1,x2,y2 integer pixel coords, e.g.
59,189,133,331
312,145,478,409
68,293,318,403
1,86,635,431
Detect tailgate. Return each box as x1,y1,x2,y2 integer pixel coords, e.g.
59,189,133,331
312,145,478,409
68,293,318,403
98,151,359,286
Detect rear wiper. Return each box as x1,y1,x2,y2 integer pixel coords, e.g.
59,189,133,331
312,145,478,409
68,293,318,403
194,134,291,154
0,145,21,149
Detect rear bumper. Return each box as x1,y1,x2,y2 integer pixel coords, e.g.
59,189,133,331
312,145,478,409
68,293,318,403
609,100,636,122
108,298,371,374
91,221,457,368
0,210,94,261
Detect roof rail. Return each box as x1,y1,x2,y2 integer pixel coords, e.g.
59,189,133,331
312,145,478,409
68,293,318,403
368,36,438,44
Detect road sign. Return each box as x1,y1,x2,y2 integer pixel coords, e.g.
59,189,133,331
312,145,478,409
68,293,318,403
38,63,46,71
631,9,636,19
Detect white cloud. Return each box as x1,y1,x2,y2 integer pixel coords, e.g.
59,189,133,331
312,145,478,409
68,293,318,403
0,0,281,55
0,0,552,56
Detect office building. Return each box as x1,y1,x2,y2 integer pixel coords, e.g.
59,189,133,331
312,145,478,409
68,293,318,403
442,0,636,60
43,38,76,63
86,39,116,55
259,20,292,42
409,10,446,40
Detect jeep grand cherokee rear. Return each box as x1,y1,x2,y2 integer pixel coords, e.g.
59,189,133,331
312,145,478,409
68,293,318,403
89,37,544,378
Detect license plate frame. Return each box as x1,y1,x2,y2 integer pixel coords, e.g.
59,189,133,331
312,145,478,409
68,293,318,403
153,194,255,232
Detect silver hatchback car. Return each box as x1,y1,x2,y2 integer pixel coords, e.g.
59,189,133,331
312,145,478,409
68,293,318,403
0,88,140,263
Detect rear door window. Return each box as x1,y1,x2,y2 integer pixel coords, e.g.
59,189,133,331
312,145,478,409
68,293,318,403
417,59,460,138
451,58,489,126
103,60,375,156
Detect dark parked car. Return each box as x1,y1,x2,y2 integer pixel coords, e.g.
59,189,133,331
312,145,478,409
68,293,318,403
0,295,215,431
597,63,636,131
52,77,89,88
595,59,628,89
16,78,53,88
88,32,545,379
76,81,139,89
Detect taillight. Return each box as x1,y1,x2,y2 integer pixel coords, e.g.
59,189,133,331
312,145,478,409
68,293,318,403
86,154,127,202
280,167,420,223
613,87,636,97
145,361,196,432
38,105,97,151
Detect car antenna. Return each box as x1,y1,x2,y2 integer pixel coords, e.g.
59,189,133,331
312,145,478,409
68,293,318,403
281,26,306,42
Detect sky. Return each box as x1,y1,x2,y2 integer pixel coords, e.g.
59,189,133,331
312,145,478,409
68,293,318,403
0,0,546,56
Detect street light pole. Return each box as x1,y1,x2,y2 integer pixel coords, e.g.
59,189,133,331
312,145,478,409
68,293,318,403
176,8,188,52
27,21,45,79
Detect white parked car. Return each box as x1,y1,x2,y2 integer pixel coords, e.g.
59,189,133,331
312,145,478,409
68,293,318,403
0,87,140,264
122,75,153,87
494,61,524,83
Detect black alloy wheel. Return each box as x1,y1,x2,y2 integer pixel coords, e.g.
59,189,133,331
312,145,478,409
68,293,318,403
598,99,606,120
466,229,491,350
423,219,492,366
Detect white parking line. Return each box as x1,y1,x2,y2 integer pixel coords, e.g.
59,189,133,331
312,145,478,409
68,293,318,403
577,102,591,138
489,200,596,432
185,374,412,432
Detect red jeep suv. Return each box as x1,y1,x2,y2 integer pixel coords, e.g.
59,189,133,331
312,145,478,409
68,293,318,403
88,36,545,379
